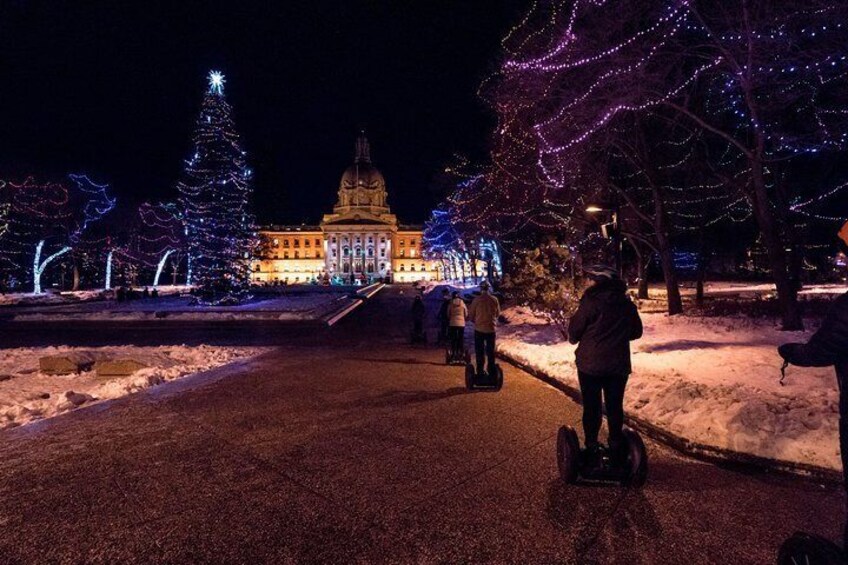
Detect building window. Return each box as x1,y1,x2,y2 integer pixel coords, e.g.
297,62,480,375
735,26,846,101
380,263,386,271
284,251,289,259
295,251,300,259
316,251,321,258
380,237,386,244
343,247,350,257
367,247,374,257
400,239,405,246
400,250,405,257
410,249,416,257
400,265,405,271
284,240,290,247
315,238,321,246
368,236,373,244
273,238,279,246
380,249,386,258
410,239,416,246
294,239,300,247
305,239,311,247
254,264,261,272
332,237,337,244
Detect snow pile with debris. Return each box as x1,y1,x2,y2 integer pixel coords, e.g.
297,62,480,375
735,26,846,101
0,345,263,430
499,306,841,470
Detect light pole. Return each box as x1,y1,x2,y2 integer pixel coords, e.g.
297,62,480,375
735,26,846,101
586,204,622,278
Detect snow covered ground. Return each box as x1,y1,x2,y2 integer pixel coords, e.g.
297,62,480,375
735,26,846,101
0,345,263,430
4,293,349,321
0,286,189,307
498,306,841,471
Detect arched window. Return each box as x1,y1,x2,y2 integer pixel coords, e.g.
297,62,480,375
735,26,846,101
343,247,350,257
367,247,374,257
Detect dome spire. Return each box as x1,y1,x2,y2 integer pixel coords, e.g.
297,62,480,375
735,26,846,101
355,130,371,164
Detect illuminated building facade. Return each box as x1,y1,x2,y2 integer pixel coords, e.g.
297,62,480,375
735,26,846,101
253,133,441,284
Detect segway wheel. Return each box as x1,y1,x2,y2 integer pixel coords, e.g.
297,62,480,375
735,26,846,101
620,428,648,488
445,349,451,365
556,426,581,484
778,532,845,565
465,363,475,390
494,364,504,391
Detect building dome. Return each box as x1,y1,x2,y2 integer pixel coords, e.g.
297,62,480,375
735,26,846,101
340,161,385,190
339,132,386,191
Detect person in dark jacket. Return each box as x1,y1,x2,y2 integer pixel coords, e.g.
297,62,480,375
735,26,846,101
437,289,451,344
411,294,426,340
568,264,643,464
778,220,848,548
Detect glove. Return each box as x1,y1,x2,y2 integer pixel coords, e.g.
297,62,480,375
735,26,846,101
777,343,799,362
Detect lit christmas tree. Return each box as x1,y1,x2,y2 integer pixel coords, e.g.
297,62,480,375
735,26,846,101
177,71,257,303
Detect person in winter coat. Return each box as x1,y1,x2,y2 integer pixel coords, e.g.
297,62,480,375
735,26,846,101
447,291,468,357
411,294,426,338
468,280,500,376
568,265,643,464
437,289,451,344
778,220,848,548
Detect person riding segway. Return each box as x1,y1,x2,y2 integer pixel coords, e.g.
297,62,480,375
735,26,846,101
557,264,647,487
437,289,451,345
446,291,469,365
465,280,503,390
776,221,848,564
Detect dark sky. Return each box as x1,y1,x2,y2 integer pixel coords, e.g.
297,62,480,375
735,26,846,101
0,1,528,226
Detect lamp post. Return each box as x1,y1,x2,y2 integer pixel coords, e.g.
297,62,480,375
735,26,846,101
586,204,622,277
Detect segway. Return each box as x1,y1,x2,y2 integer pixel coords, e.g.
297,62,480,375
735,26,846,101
445,340,471,366
464,362,503,391
556,425,648,487
777,533,845,565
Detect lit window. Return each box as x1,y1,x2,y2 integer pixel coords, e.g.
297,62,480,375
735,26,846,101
273,238,279,246
284,240,290,247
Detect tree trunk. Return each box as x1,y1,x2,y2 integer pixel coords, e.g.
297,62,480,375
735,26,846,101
749,153,803,330
657,233,682,315
651,186,682,315
72,263,80,291
629,240,649,300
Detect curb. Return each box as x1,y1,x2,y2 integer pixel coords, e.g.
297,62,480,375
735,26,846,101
498,351,843,485
324,299,364,327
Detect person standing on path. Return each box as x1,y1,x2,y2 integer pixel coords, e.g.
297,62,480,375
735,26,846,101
468,280,500,376
568,265,643,466
411,294,426,341
778,220,848,549
437,288,451,345
447,291,468,358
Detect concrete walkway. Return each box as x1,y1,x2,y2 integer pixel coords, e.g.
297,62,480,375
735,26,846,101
0,287,842,563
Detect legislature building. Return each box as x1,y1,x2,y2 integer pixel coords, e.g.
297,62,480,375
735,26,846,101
253,133,441,285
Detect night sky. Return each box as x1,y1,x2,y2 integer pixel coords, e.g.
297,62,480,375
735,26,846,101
0,1,528,225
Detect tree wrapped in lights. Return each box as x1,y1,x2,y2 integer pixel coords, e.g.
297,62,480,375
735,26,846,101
177,71,257,302
136,202,186,287
489,0,848,329
0,175,115,293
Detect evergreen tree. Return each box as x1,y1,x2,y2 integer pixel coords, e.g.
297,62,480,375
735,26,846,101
177,71,256,303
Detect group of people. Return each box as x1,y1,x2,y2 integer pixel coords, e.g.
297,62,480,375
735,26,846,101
412,280,501,376
412,222,848,551
115,285,158,302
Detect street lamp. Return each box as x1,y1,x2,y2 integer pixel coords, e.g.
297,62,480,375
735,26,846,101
586,203,622,277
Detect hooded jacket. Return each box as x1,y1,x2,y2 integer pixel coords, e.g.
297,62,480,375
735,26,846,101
448,297,468,327
779,292,848,386
568,278,643,376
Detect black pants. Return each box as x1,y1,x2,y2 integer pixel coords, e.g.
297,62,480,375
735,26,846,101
448,326,464,355
474,331,496,375
577,371,629,449
836,366,848,548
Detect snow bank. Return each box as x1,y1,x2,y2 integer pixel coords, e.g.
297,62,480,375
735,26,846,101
0,345,262,430
499,306,841,471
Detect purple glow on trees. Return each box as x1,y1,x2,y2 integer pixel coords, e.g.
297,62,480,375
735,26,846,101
481,0,848,328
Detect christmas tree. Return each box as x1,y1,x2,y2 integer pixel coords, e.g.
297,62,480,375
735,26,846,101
177,71,256,303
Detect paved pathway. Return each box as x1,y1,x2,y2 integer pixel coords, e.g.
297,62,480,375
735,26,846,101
0,287,843,563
